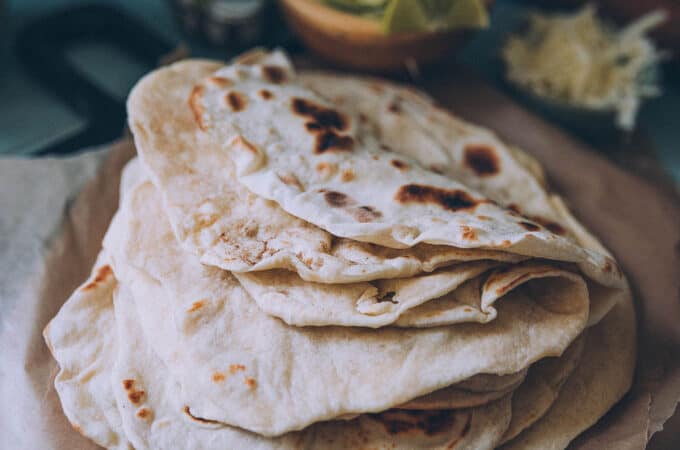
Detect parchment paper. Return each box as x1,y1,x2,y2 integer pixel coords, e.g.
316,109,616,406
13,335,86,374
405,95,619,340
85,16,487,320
0,67,678,449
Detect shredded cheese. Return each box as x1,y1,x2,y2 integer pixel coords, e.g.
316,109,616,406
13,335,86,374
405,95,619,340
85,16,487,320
502,6,666,130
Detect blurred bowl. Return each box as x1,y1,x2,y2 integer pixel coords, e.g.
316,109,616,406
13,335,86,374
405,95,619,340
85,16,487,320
503,77,622,142
279,0,492,72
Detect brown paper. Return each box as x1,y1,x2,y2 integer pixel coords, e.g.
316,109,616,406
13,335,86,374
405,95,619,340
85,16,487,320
3,68,679,449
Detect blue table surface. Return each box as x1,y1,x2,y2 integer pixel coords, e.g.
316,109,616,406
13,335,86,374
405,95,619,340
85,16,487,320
2,0,679,184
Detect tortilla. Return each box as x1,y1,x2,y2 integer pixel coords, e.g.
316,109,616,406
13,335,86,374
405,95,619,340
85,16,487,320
193,51,622,291
501,291,636,449
127,59,523,286
44,250,631,450
43,48,638,450
47,264,515,450
42,253,131,450
499,334,585,443
102,174,588,436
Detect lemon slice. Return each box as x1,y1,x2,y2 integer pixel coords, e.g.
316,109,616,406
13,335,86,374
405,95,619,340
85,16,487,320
381,0,428,34
381,0,489,34
445,0,489,29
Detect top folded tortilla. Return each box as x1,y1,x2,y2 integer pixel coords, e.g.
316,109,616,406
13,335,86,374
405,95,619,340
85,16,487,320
127,58,524,286
127,52,623,292
188,51,623,289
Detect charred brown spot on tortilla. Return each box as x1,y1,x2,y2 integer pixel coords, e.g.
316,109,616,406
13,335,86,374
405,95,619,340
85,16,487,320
259,89,274,100
340,169,355,182
464,145,500,176
530,216,567,235
603,258,619,274
292,97,353,155
353,206,383,223
292,98,349,131
461,226,477,241
501,240,512,248
136,408,152,419
324,191,351,208
212,372,226,383
519,221,541,232
225,91,247,112
305,122,321,132
395,184,481,212
128,390,145,404
187,300,207,313
315,131,354,154
391,159,409,171
507,204,522,215
277,173,304,191
207,76,233,87
244,377,257,389
378,291,398,304
316,161,337,177
380,144,393,152
123,379,135,391
296,252,316,269
183,406,221,424
370,409,457,436
93,265,112,284
188,84,207,130
229,364,246,374
81,265,113,291
477,215,491,221
388,99,402,113
262,65,287,83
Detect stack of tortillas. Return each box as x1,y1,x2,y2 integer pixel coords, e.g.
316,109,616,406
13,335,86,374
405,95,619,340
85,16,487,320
44,50,636,450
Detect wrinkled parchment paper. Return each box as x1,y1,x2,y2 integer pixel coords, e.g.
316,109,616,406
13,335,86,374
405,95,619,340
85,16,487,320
0,68,678,449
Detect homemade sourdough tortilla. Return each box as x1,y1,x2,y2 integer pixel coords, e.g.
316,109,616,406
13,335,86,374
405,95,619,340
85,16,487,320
237,260,588,329
118,283,514,450
103,174,589,437
193,51,622,290
43,250,627,450
44,255,513,450
127,59,523,285
399,376,523,410
499,333,585,443
42,253,131,450
501,291,636,450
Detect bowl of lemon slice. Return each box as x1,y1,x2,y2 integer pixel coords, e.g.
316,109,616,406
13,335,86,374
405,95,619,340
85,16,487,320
280,0,492,71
